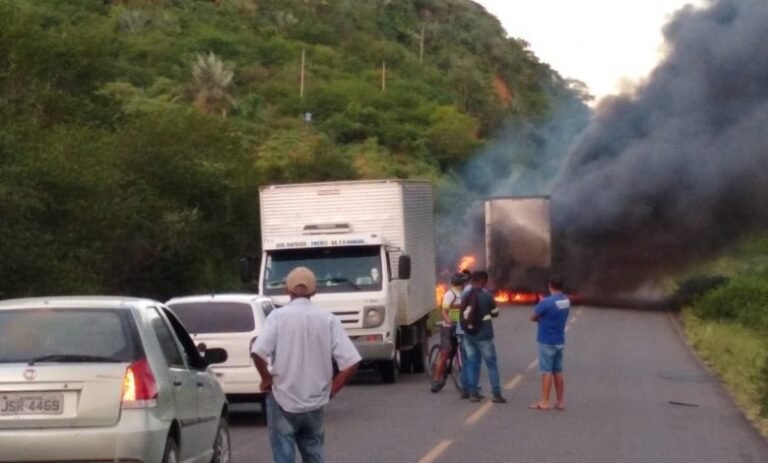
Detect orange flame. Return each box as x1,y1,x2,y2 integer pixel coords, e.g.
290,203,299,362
494,290,540,304
457,255,476,272
435,283,448,307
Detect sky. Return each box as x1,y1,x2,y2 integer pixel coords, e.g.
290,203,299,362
475,0,705,102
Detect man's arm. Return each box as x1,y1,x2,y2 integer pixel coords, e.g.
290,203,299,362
331,362,359,398
489,292,500,318
440,291,454,324
250,353,273,392
330,317,363,398
251,313,278,392
531,300,545,322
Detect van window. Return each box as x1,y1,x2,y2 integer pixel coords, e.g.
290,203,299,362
168,302,255,334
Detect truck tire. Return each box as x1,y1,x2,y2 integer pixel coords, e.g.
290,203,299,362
380,357,399,384
410,320,428,373
411,338,427,373
399,349,413,374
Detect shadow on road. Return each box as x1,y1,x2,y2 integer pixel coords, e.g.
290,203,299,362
228,403,266,427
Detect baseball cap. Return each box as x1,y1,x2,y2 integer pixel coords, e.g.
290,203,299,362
285,267,317,296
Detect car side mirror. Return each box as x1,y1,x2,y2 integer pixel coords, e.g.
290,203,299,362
203,347,227,366
398,254,411,280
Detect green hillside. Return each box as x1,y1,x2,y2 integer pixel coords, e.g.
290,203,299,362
0,0,590,298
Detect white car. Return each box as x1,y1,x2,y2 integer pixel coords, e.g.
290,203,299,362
166,294,276,409
0,296,231,463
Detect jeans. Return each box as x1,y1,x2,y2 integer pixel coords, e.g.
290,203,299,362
462,333,502,396
538,343,565,373
266,394,325,463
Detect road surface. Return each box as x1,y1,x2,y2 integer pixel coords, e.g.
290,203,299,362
229,306,768,463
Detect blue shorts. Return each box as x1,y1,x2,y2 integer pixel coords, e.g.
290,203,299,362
538,344,565,373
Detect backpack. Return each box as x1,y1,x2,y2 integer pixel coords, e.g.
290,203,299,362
460,288,483,335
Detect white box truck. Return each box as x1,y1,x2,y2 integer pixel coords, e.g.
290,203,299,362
242,179,436,383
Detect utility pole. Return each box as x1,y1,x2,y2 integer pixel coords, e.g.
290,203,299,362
419,25,425,64
299,48,306,98
381,61,387,92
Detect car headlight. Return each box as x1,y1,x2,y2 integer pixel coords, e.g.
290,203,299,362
363,306,385,328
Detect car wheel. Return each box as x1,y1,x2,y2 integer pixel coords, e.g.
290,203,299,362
212,415,231,463
163,437,179,463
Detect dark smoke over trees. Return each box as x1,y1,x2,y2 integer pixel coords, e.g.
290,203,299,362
553,0,768,294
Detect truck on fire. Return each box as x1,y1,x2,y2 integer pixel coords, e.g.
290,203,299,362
242,180,436,383
484,196,553,298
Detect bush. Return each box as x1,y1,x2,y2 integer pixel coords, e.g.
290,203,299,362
694,277,768,332
673,274,729,309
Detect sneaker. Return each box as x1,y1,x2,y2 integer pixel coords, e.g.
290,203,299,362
492,394,507,404
430,382,445,393
469,393,485,403
460,390,470,399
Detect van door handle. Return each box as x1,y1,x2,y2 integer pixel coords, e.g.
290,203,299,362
197,381,204,388
173,380,183,387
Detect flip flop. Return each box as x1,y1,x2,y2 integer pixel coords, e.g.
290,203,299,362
554,404,565,411
528,403,550,410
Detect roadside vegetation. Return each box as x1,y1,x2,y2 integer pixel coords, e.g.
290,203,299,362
676,235,768,435
0,0,589,299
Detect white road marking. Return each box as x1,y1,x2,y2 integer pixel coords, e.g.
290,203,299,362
418,439,453,463
465,401,494,425
504,374,523,390
526,358,538,371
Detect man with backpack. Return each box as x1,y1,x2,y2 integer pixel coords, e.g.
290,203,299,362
461,270,506,403
430,272,468,392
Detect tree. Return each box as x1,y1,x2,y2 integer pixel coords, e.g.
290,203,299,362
426,106,481,168
191,52,235,117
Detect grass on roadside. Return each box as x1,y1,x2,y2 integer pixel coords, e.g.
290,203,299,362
682,308,768,436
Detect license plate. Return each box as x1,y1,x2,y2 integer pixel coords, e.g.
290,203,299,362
0,392,64,415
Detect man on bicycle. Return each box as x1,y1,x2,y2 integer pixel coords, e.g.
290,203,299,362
431,272,468,393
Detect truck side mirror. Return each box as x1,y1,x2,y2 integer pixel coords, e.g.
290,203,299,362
398,255,411,280
240,256,255,283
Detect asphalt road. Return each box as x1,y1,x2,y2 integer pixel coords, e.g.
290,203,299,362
229,306,768,463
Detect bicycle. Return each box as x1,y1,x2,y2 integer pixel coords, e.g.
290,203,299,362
427,321,463,391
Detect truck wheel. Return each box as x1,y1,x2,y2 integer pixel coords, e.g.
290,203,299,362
380,355,399,383
399,349,413,374
411,338,427,373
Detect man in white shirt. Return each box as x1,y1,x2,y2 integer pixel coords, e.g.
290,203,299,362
251,267,361,463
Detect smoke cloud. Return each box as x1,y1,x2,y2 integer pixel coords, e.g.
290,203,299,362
553,0,768,293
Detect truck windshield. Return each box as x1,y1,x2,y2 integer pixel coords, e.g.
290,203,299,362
263,246,383,295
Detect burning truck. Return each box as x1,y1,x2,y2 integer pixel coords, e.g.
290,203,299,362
484,196,557,303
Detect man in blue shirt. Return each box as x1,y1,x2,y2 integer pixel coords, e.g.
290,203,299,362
529,275,570,410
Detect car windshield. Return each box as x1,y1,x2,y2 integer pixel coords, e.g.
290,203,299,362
168,302,255,334
0,308,142,364
263,245,383,295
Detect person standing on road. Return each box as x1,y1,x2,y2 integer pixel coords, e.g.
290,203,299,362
529,274,571,411
251,266,362,463
430,272,468,392
461,270,506,403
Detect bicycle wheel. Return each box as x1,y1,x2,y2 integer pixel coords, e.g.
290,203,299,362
427,344,441,379
448,349,462,391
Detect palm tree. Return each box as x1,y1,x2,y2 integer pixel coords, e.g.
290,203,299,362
191,52,235,117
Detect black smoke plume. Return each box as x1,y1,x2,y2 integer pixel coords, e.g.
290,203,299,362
553,0,768,294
